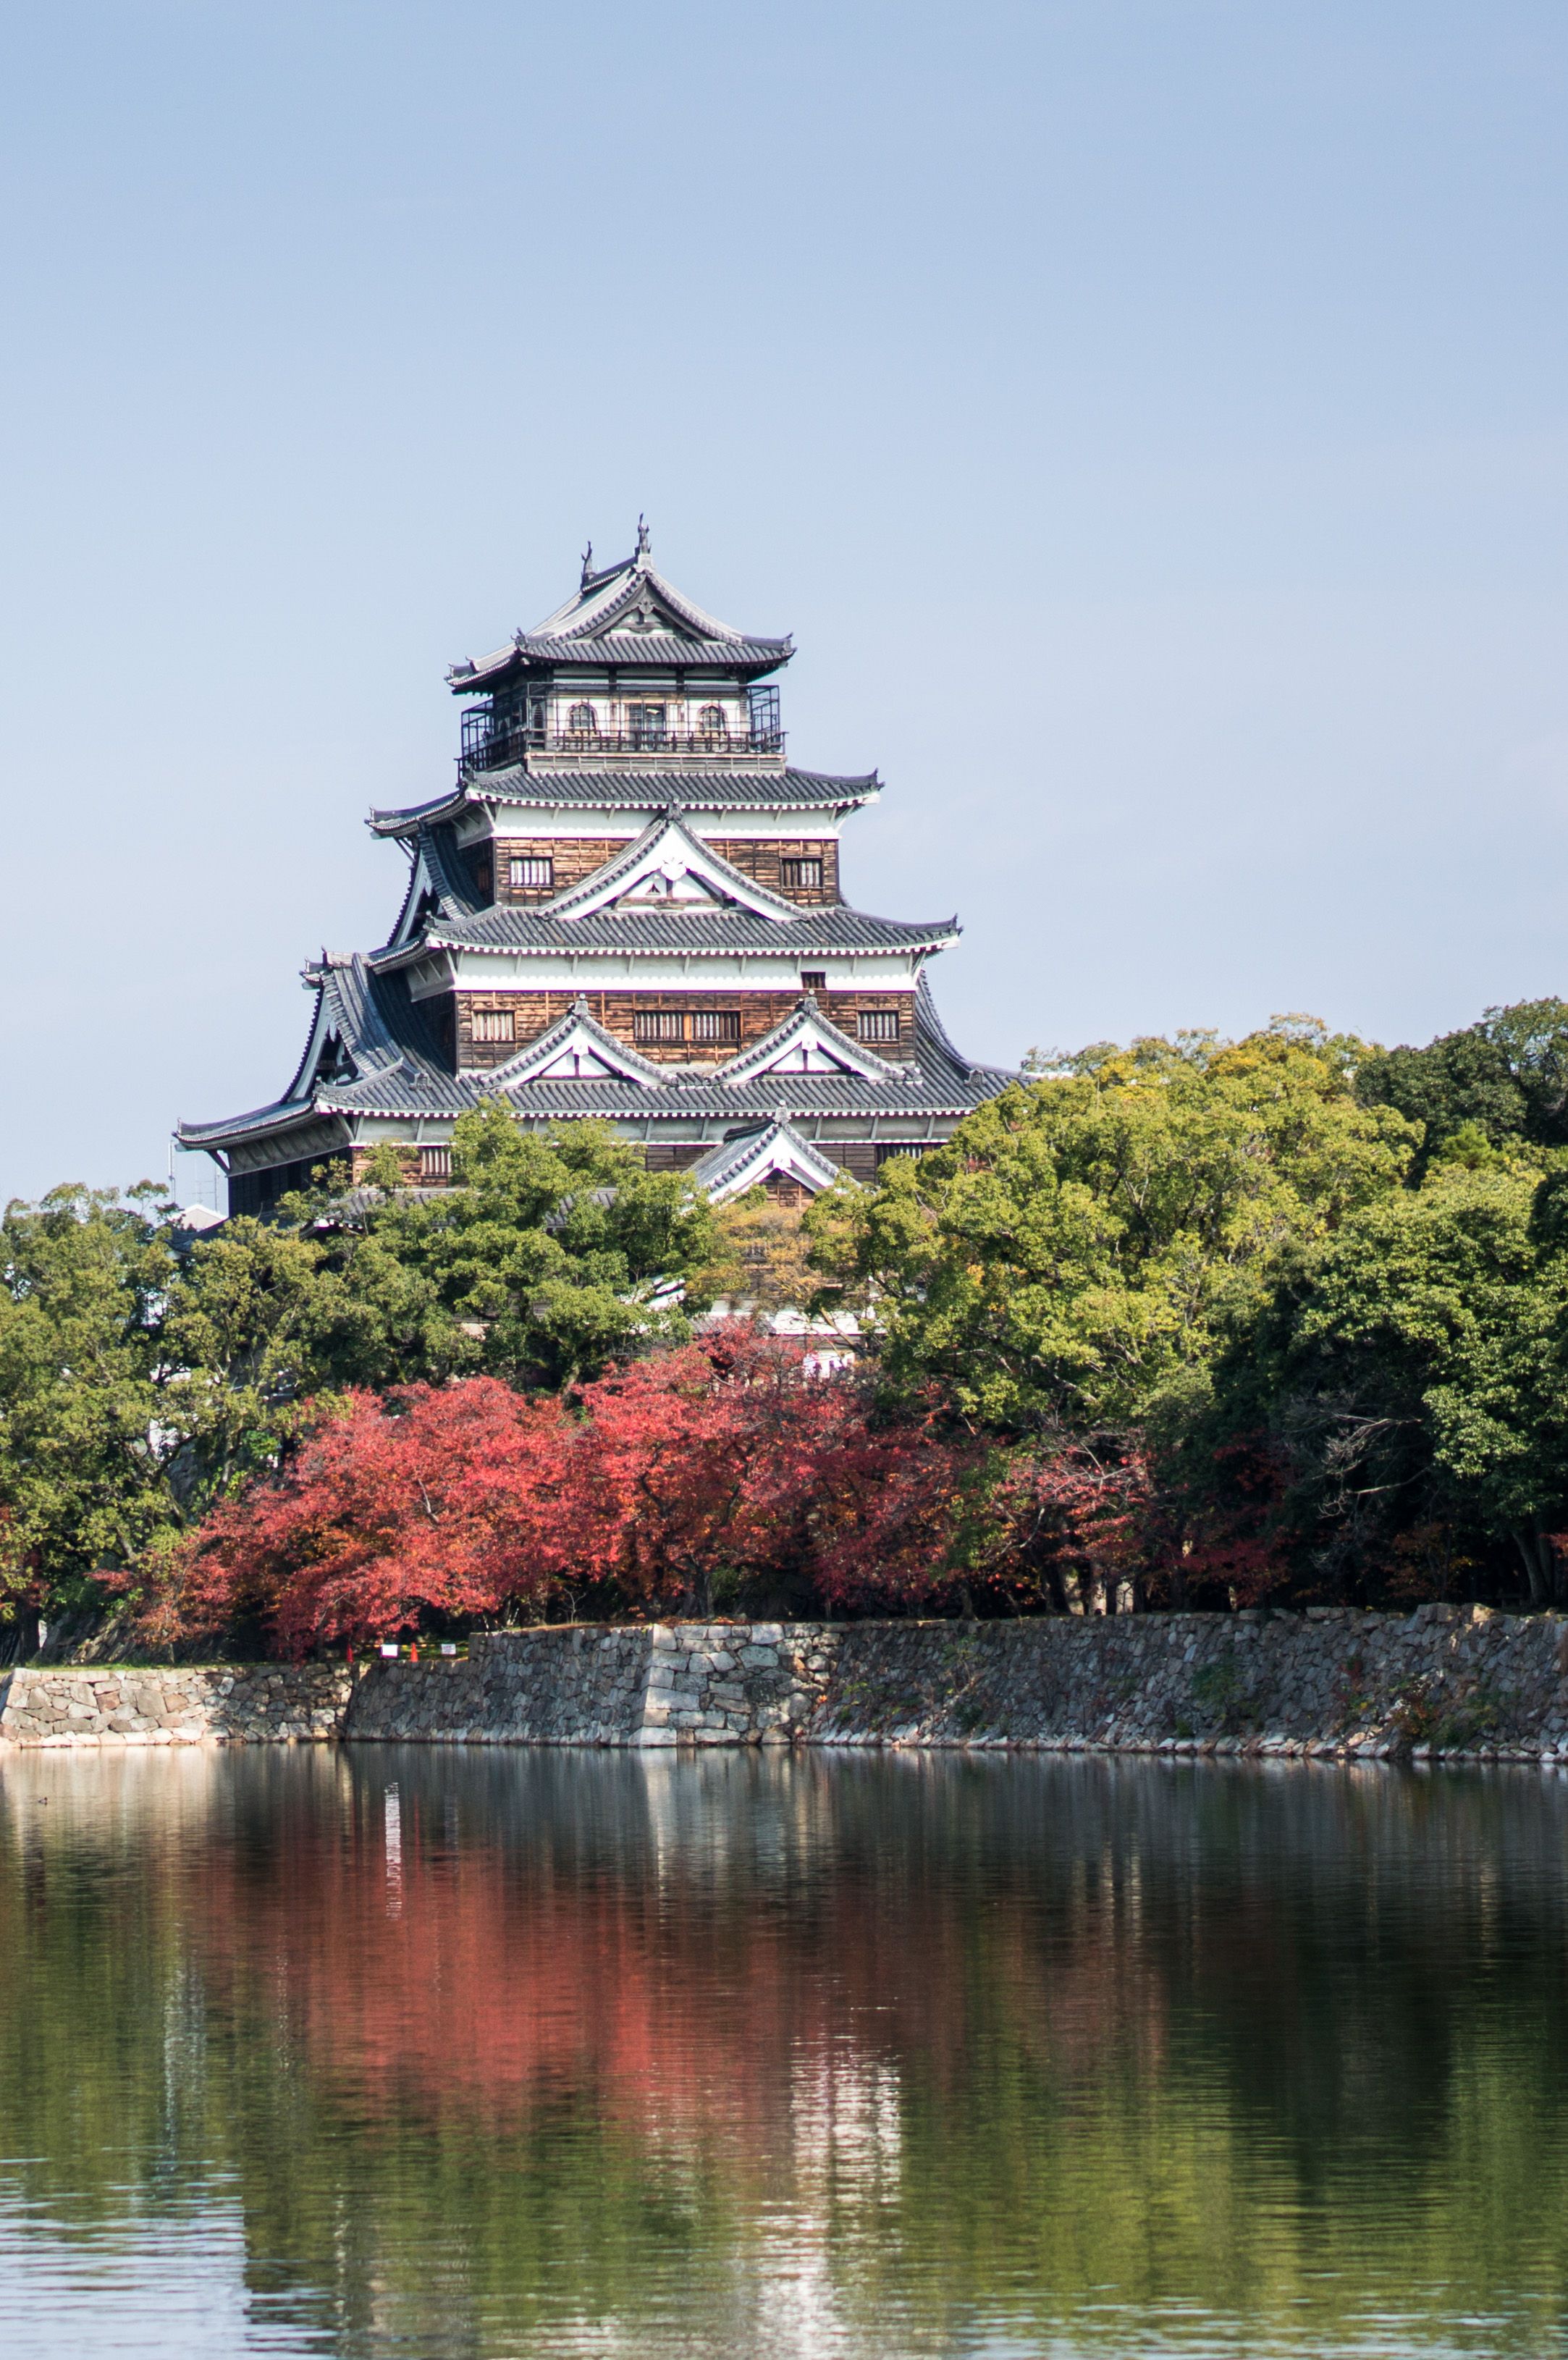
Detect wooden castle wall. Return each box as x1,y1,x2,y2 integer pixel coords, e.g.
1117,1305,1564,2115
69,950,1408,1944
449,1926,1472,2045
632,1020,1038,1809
452,988,917,1070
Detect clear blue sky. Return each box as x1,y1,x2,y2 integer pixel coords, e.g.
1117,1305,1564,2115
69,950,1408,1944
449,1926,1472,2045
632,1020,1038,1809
3,1,1565,1205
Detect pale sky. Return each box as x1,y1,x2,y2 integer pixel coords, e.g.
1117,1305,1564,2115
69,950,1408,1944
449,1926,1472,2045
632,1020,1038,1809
3,1,1566,1205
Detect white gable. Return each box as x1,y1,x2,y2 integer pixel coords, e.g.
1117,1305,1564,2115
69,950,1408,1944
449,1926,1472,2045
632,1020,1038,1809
718,1000,900,1088
548,814,798,924
531,1041,638,1080
693,1119,847,1206
489,1002,660,1090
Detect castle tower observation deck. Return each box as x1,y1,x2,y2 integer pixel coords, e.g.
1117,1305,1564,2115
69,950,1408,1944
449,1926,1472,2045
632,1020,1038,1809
178,531,1012,1213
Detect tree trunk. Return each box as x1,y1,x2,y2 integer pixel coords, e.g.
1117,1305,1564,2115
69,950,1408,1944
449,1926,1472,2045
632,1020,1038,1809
1512,1525,1554,1608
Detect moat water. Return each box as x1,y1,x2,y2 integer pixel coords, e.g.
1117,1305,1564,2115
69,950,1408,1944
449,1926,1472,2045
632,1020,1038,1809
2,1748,1567,2359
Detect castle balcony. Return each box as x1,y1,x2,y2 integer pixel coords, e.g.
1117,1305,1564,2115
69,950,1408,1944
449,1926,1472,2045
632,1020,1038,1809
461,721,786,775
460,691,785,776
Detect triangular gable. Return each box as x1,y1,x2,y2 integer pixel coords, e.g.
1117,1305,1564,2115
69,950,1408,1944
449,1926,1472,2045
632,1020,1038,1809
690,1119,848,1206
533,552,752,649
717,996,901,1087
487,998,662,1089
546,812,799,923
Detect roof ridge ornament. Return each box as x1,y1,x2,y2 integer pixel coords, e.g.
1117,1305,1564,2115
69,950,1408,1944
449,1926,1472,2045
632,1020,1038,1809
634,514,651,565
580,541,594,588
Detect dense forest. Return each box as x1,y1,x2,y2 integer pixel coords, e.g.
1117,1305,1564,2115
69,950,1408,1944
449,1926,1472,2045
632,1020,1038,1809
6,998,1568,1655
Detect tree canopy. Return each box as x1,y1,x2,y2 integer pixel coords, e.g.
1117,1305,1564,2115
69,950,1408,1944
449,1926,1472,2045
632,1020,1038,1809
806,1020,1417,1433
13,1003,1568,1648
0,1108,720,1636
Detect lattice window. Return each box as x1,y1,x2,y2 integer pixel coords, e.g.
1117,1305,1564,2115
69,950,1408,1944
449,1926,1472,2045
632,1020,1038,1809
508,856,554,890
633,1009,686,1045
696,703,728,741
875,1141,925,1166
471,1008,516,1045
566,702,598,736
420,1145,452,1181
857,1009,901,1044
800,970,827,993
691,1009,741,1045
625,702,668,749
781,857,823,893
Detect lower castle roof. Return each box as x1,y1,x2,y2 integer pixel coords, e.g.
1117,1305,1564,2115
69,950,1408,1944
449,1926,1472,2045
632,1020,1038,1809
177,965,1011,1155
368,765,880,835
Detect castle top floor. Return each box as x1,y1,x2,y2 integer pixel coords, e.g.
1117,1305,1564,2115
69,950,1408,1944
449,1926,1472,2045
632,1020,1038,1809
448,524,793,777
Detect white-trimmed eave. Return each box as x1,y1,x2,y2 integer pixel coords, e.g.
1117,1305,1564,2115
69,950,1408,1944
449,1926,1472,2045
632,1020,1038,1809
390,949,938,1000
532,557,767,648
367,786,475,840
458,777,881,823
697,1121,847,1205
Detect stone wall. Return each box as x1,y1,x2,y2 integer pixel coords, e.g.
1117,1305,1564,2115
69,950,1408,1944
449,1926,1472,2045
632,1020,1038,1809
8,1609,1568,1759
344,1606,1568,1761
0,1664,351,1747
808,1606,1568,1761
345,1624,836,1745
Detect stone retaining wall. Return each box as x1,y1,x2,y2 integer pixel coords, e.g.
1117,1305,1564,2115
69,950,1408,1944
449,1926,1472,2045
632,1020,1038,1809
807,1606,1568,1760
346,1605,1568,1761
0,1664,351,1747
7,1609,1568,1759
347,1624,838,1745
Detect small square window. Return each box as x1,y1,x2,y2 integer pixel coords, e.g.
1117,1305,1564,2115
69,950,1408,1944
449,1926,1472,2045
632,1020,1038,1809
471,1008,515,1045
858,1009,900,1045
781,856,823,893
800,970,827,993
509,855,554,890
420,1145,451,1181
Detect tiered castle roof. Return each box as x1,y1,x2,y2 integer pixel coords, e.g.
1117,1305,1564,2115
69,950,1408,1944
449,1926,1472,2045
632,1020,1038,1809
177,531,1011,1206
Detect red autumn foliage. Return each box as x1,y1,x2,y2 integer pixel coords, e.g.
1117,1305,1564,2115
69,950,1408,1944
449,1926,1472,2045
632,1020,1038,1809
148,1333,976,1655
1159,1434,1291,1608
146,1375,580,1656
557,1334,964,1617
977,1441,1160,1611
144,1333,1289,1658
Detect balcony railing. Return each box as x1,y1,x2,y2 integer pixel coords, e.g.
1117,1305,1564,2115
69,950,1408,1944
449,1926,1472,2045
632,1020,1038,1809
460,721,785,774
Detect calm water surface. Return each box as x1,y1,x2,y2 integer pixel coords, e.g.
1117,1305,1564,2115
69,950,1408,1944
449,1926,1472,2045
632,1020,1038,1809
1,1748,1567,2359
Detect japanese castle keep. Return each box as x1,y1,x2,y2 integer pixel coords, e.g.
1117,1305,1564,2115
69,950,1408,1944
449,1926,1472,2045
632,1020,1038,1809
180,531,1011,1213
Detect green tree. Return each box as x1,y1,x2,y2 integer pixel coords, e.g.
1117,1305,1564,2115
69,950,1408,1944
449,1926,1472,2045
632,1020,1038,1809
808,1021,1417,1436
165,1108,719,1410
1355,996,1568,1170
314,1106,718,1391
0,1110,718,1641
1202,1151,1568,1603
0,1184,184,1623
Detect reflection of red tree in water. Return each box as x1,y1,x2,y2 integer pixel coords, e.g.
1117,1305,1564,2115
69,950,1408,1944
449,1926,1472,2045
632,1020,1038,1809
188,1766,1171,2147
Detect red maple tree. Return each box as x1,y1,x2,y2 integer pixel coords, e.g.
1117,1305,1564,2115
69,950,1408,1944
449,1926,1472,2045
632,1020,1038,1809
146,1333,979,1653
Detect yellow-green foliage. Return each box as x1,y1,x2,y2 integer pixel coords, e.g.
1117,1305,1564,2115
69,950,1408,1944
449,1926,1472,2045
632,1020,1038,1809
808,1019,1417,1430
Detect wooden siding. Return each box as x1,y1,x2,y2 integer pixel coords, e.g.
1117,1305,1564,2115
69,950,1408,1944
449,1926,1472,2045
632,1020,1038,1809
706,837,840,904
643,1144,711,1172
492,837,632,904
478,835,838,906
452,989,917,1070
